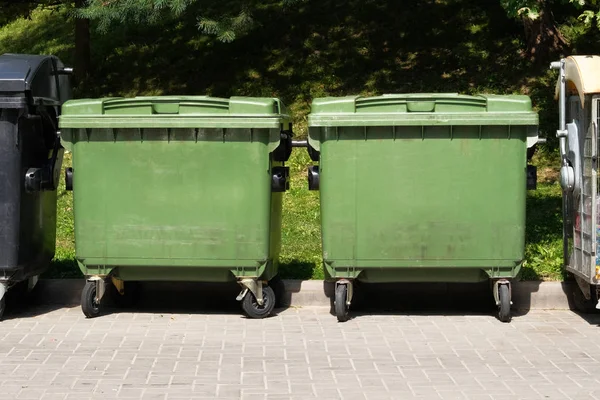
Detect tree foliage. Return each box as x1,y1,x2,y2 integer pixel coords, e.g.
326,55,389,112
499,0,600,63
78,0,244,41
197,8,253,43
501,0,600,29
77,0,303,41
77,0,195,31
0,0,64,25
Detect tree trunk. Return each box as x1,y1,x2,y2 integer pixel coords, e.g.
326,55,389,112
521,3,566,64
74,0,91,83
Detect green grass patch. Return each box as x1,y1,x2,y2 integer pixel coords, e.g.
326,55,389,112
42,153,81,279
2,3,575,281
522,181,564,281
48,148,567,282
279,150,323,279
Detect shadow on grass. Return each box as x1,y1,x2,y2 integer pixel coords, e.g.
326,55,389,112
42,258,83,279
1,0,571,135
278,260,320,280
526,187,563,241
0,1,575,285
522,184,564,281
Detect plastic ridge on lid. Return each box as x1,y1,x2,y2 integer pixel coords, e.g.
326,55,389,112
59,96,290,129
60,96,288,116
307,94,538,127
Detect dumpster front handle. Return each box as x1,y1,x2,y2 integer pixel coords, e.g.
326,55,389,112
52,67,73,75
292,140,307,147
273,125,294,162
307,165,319,191
24,132,64,193
271,166,290,192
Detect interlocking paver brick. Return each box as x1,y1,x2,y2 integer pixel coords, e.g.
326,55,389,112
1,307,600,399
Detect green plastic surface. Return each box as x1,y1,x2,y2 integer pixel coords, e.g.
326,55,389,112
309,94,538,283
59,96,290,282
60,96,289,129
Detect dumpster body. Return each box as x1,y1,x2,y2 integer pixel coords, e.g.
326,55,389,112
307,94,538,321
552,56,600,312
0,54,71,318
59,96,291,318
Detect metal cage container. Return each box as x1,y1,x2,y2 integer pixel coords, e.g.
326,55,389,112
552,55,600,312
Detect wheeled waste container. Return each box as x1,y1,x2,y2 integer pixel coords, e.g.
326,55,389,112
59,96,292,318
306,94,539,322
551,56,600,312
0,54,71,319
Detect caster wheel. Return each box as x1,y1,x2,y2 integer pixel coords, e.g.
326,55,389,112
498,284,511,323
335,284,349,322
0,296,5,321
572,284,599,313
241,285,275,319
65,168,73,191
81,281,101,318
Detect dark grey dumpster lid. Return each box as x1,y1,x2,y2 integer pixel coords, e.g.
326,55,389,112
0,53,71,108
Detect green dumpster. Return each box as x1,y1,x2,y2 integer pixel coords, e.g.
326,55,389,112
306,94,539,322
59,96,292,318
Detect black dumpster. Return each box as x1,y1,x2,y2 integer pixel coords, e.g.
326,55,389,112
0,54,71,318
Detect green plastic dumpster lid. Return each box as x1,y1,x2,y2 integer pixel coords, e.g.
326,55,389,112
59,96,290,129
307,94,538,127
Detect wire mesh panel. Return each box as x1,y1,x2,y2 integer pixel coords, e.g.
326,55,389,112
594,96,600,275
568,96,596,281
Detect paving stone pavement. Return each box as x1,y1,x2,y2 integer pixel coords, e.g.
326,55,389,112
1,306,600,400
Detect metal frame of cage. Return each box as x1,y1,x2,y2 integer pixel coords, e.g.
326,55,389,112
553,56,600,309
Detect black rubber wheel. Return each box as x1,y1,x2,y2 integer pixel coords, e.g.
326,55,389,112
498,284,511,323
572,284,599,313
65,168,73,191
335,284,349,322
241,285,275,319
81,281,101,318
0,296,5,321
307,143,320,162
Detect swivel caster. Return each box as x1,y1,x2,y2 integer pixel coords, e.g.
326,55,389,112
81,278,107,318
334,280,353,322
241,286,275,319
0,297,5,321
238,279,275,319
0,282,7,321
494,280,512,323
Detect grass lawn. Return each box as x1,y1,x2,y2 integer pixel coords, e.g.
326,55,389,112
522,168,564,280
3,3,568,281
43,150,564,281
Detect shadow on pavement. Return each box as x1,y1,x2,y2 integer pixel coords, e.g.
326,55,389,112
5,279,600,323
101,281,291,318
2,280,291,320
345,282,500,317
321,281,542,320
1,284,70,321
571,311,600,326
